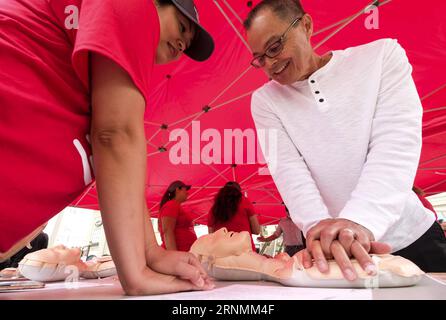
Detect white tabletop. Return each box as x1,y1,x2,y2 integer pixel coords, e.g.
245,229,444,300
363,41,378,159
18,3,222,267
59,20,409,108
0,274,445,300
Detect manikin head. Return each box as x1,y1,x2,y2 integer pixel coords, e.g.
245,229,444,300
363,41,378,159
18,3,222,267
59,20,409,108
154,0,214,64
22,245,81,265
244,0,319,85
190,228,252,258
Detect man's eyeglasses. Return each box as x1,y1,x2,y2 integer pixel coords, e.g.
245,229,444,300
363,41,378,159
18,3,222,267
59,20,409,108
250,16,304,69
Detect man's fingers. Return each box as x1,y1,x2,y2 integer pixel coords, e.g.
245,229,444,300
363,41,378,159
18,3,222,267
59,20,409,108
302,249,313,269
331,240,357,281
338,229,355,257
370,241,392,254
306,229,320,252
320,227,338,258
310,240,329,273
350,240,377,276
354,230,371,252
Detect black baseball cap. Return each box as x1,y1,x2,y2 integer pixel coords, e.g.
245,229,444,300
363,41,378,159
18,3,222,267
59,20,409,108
167,180,192,193
171,0,215,61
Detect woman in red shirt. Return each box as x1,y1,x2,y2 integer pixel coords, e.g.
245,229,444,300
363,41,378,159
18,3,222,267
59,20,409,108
158,181,197,252
0,0,214,295
208,182,261,251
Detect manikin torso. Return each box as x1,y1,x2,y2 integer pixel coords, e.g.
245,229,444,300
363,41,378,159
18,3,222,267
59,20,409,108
190,228,424,288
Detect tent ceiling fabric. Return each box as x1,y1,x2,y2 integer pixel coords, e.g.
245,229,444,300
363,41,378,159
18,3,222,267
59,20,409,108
72,0,446,225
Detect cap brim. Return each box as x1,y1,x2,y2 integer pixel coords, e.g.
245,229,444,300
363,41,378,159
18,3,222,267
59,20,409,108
184,25,214,62
172,2,214,62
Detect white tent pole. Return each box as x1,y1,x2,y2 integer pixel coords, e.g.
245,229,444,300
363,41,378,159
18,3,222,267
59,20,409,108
238,169,259,186
147,128,162,144
314,0,390,50
420,153,446,165
213,0,252,52
424,106,446,113
168,106,207,128
252,202,284,206
72,182,96,207
163,113,202,148
164,128,231,180
423,178,446,191
208,65,253,107
242,180,275,190
312,0,391,36
187,166,232,200
211,90,256,110
192,211,211,224
222,0,243,25
146,184,278,191
421,82,446,101
262,189,282,202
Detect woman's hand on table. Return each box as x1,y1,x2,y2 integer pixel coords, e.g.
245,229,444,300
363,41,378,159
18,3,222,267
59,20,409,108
145,246,214,290
124,266,213,296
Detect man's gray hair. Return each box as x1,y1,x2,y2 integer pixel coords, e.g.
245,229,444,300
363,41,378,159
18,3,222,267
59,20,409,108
243,0,306,30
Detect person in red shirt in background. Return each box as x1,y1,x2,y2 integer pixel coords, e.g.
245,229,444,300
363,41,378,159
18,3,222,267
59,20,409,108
158,181,197,252
208,182,261,252
0,0,214,295
413,186,438,220
440,220,446,237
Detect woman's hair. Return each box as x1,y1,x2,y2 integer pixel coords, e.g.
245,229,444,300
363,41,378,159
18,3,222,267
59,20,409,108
160,189,175,209
160,181,179,209
210,182,243,223
224,181,242,191
243,0,305,30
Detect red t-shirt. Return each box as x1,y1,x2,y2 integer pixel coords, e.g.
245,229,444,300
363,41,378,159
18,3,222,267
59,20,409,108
158,200,198,252
208,196,257,251
0,0,159,253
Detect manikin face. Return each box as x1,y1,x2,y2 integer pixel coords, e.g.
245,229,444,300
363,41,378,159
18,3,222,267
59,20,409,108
190,228,252,258
26,245,81,264
155,4,196,64
246,9,316,85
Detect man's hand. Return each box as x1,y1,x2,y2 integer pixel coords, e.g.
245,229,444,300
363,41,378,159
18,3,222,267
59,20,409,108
145,246,214,290
304,219,391,281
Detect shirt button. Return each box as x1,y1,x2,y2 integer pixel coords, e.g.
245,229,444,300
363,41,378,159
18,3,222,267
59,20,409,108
315,91,320,94
310,80,315,83
319,98,324,103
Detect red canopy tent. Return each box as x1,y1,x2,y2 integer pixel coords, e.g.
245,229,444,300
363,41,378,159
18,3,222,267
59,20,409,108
72,0,446,226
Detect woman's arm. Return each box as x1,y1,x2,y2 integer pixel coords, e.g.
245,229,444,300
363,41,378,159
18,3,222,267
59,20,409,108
249,215,261,235
161,217,178,250
258,226,282,242
91,53,212,294
91,53,148,292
